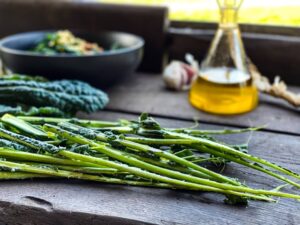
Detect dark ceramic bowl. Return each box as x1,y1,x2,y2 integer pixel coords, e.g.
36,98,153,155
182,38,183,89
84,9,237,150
0,30,144,88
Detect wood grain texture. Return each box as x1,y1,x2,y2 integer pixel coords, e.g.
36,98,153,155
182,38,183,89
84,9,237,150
106,73,300,135
1,111,300,225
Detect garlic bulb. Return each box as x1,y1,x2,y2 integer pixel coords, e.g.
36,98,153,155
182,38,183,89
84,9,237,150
163,61,197,91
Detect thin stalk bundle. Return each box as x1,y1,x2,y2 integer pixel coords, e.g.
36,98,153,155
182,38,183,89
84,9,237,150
0,113,298,205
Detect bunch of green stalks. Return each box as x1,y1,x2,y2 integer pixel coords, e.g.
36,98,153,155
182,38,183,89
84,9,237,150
0,113,299,205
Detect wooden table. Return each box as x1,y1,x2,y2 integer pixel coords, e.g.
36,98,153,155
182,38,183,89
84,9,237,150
1,73,300,225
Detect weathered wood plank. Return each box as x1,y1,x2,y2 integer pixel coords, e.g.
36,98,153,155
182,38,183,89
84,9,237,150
106,74,300,135
0,199,152,225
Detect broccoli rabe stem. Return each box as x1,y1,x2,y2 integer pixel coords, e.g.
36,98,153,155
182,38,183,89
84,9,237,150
23,162,124,175
124,152,213,180
0,148,100,167
0,171,49,180
42,124,300,201
169,126,265,135
58,122,240,186
124,136,300,189
164,130,300,182
18,116,119,127
59,150,275,202
18,116,262,135
2,114,300,204
194,145,300,189
2,114,48,138
0,160,173,188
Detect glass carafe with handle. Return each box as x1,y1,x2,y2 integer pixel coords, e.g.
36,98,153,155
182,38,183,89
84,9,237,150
189,0,258,115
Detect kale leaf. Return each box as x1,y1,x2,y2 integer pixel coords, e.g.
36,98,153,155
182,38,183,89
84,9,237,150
0,78,109,114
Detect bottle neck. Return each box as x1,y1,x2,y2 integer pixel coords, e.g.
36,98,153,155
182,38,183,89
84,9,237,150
219,7,238,28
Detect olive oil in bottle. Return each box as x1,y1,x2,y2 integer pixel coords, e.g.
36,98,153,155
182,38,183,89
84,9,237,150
189,68,258,115
189,0,258,115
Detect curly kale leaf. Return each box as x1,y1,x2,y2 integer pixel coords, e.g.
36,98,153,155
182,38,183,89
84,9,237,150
0,79,109,114
0,105,23,115
22,106,68,117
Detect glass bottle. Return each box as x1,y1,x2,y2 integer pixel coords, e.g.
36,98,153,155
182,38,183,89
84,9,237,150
189,0,258,115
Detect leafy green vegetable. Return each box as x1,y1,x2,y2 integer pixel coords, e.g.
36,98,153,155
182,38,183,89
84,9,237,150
1,114,300,205
32,30,104,55
0,105,23,115
0,78,108,114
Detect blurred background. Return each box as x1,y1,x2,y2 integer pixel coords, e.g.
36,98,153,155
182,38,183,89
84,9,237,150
1,0,300,83
101,0,300,26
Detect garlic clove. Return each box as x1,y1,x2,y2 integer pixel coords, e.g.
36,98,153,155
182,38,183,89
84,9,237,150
163,61,197,91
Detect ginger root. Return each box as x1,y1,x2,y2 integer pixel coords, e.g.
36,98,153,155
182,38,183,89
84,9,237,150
249,63,300,107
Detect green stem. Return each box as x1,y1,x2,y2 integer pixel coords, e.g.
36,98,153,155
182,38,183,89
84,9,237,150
169,126,264,135
17,116,119,127
126,137,197,145
1,114,48,138
93,126,135,134
164,131,300,181
0,127,61,154
59,122,240,186
125,150,213,180
119,139,239,185
127,137,300,188
23,162,124,175
0,171,49,179
195,145,300,189
18,116,263,135
0,160,172,189
0,148,101,167
2,116,296,201
59,150,274,202
43,124,300,200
